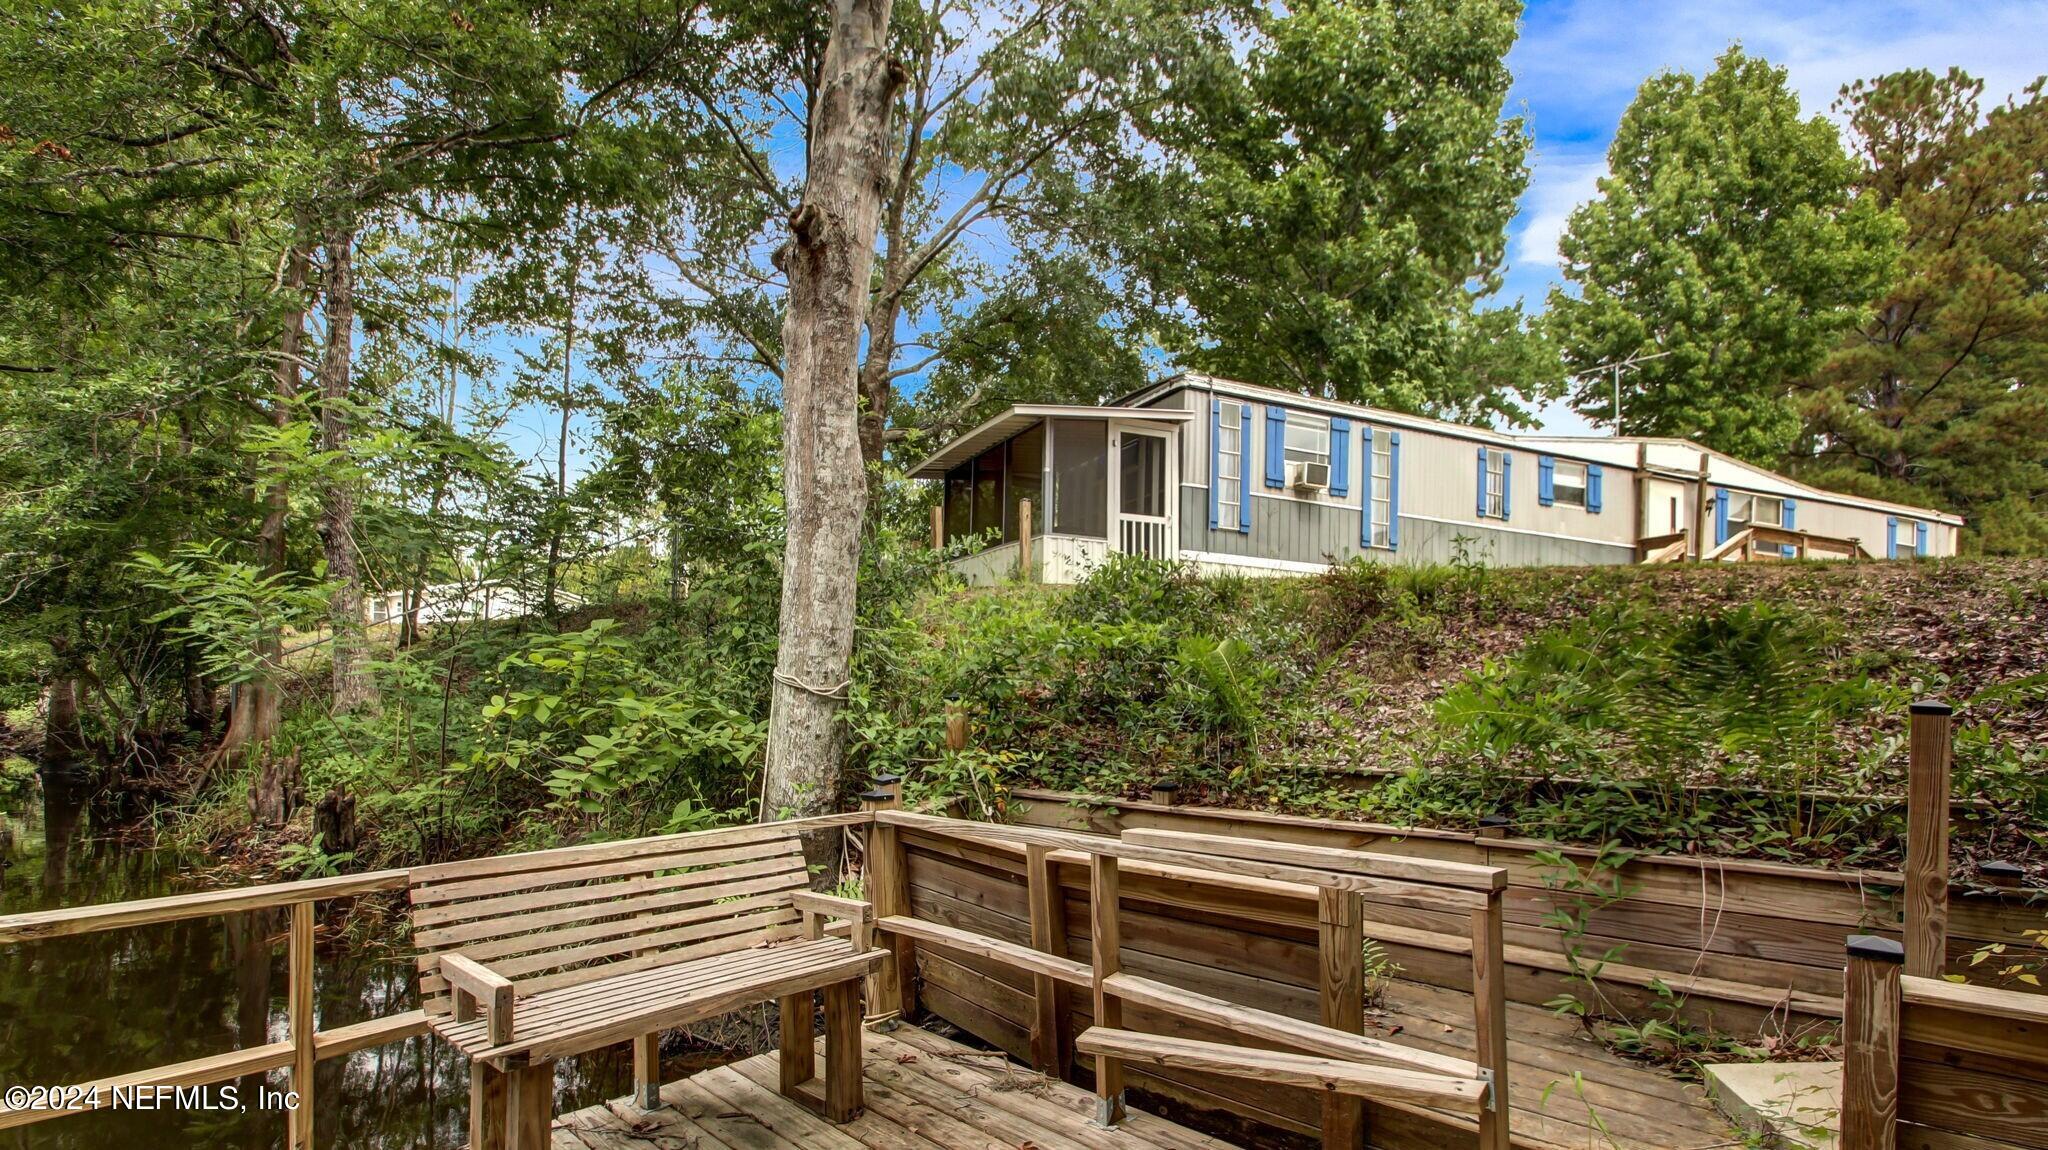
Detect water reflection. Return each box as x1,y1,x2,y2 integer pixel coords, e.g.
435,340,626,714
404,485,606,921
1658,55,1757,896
1,771,637,1149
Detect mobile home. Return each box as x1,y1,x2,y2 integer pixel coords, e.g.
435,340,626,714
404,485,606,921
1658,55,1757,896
909,374,1961,584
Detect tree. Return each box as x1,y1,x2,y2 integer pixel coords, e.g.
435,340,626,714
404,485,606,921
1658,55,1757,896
1085,0,1543,423
1547,46,1896,460
644,0,1244,466
1798,71,2048,554
760,0,903,828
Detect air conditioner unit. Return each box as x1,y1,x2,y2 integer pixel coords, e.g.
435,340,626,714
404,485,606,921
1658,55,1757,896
1289,460,1329,492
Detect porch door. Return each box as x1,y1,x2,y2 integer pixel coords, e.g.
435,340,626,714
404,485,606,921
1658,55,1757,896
1112,426,1174,559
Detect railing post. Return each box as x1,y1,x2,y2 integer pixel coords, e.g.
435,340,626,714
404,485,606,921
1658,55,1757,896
288,900,315,1149
1089,852,1124,1127
1318,887,1366,1150
862,789,914,1021
944,705,969,754
1905,700,1952,979
1148,781,1178,807
1018,498,1033,582
930,504,944,551
1471,888,1510,1150
1025,844,1071,1078
1841,935,1904,1150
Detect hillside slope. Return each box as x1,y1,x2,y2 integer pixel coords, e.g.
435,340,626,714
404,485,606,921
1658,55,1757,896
883,557,2048,875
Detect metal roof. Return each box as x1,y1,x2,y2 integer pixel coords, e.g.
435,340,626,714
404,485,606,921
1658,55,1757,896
907,404,1195,479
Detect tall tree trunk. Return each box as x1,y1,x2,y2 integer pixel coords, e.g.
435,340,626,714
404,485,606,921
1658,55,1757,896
761,0,902,835
318,217,377,714
218,238,311,763
42,638,84,768
544,243,579,621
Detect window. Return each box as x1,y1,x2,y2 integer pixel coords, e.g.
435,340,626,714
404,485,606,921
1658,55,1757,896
1283,412,1330,475
943,464,971,543
1726,493,1783,528
1368,429,1394,548
1484,450,1506,518
972,448,1005,539
1216,400,1244,527
1050,418,1108,538
1552,460,1588,508
1005,424,1044,543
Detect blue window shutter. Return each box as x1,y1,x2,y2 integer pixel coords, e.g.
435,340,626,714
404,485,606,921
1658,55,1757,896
1329,417,1350,496
1239,405,1253,532
1538,456,1555,506
1264,406,1287,488
1476,447,1488,517
1915,521,1929,556
1781,498,1796,557
1887,517,1899,559
1714,489,1730,545
1389,432,1402,549
1208,399,1221,530
1359,424,1373,547
1587,464,1604,513
1501,452,1513,520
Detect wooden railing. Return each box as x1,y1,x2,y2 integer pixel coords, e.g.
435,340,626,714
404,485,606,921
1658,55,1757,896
1841,934,2048,1150
863,803,1513,1150
0,812,869,1147
0,868,421,1146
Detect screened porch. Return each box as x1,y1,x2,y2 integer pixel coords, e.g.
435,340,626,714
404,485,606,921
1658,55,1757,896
909,404,1193,583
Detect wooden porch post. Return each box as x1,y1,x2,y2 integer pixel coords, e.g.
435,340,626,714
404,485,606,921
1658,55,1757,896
288,900,315,1150
1904,700,1952,979
930,503,944,550
1018,498,1033,581
1318,888,1366,1150
1472,888,1511,1150
1025,844,1072,1078
862,789,914,1020
1089,853,1125,1126
1841,935,1903,1150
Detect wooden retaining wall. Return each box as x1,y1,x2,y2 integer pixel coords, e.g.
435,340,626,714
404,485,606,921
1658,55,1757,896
1004,789,2045,1033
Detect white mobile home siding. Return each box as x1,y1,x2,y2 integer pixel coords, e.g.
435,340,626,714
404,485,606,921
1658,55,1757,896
1154,380,1641,569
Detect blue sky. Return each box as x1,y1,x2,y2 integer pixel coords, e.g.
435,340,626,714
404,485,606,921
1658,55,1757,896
495,0,2048,472
1501,0,2048,432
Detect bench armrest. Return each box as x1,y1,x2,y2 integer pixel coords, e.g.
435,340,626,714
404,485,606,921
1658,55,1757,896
790,892,875,951
440,952,516,1045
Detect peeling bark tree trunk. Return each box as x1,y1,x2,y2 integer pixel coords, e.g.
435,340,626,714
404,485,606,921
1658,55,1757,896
760,0,902,838
218,239,311,763
318,218,377,714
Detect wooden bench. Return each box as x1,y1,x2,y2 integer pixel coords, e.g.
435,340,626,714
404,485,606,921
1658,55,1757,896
409,824,882,1150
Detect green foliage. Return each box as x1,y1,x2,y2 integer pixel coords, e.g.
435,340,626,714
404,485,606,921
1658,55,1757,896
474,619,763,824
1092,0,1545,422
1799,70,2048,555
1548,46,1897,459
1413,600,1906,861
128,543,335,687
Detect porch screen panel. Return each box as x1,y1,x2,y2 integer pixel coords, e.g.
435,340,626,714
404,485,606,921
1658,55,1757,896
1005,423,1044,543
1049,418,1107,538
943,464,971,544
972,448,1005,539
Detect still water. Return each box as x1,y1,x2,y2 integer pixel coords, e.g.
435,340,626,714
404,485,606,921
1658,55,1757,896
0,771,643,1149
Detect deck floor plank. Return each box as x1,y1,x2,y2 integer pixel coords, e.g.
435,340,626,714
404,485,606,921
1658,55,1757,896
550,1017,1738,1150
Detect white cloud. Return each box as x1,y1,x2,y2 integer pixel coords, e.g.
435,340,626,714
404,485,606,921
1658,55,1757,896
1511,154,1606,271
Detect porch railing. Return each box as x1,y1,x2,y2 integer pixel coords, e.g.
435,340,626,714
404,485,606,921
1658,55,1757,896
1118,515,1171,559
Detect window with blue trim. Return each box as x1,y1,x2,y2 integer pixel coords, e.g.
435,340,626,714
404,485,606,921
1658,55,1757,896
1215,400,1245,528
1367,429,1394,547
1483,450,1506,518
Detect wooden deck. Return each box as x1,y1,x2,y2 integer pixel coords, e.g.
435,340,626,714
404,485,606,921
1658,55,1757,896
552,1011,1733,1150
1365,978,1734,1150
552,1024,1241,1150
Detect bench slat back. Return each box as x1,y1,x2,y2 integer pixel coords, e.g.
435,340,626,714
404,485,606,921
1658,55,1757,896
409,825,810,1012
